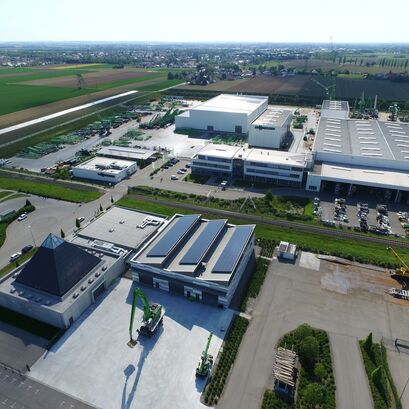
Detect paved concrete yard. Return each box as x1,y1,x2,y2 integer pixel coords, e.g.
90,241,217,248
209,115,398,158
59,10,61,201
219,257,409,409
30,278,233,409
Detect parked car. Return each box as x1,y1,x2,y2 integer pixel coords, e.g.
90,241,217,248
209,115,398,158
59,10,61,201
171,175,179,180
9,252,22,262
21,245,33,254
185,163,191,168
177,170,185,175
17,213,27,221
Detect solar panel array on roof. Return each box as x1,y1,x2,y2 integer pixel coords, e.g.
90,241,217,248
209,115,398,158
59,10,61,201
212,226,254,274
180,220,226,265
147,214,200,258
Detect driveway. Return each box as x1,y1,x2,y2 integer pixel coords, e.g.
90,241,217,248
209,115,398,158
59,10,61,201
330,333,373,409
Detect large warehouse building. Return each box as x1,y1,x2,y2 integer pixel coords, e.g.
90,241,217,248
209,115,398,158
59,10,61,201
307,117,409,201
175,94,268,134
130,214,255,307
191,144,313,187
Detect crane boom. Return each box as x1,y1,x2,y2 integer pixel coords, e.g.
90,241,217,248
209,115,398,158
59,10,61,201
387,247,409,272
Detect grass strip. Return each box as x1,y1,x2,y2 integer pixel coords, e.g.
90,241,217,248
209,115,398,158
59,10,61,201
0,172,102,203
360,334,401,409
203,316,249,406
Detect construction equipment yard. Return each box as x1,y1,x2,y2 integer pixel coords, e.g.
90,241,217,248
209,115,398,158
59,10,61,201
29,278,233,409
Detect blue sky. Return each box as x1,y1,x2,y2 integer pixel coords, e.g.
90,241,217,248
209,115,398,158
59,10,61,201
1,0,408,43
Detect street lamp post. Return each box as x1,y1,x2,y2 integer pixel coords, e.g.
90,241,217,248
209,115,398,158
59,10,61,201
28,225,36,247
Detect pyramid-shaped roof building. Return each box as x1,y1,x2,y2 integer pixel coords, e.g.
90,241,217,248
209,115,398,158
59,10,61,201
15,233,100,297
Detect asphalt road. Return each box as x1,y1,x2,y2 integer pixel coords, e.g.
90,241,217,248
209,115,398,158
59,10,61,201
129,193,409,249
0,364,97,409
330,333,373,409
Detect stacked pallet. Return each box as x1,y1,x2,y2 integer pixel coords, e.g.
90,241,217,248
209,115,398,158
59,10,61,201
272,347,297,388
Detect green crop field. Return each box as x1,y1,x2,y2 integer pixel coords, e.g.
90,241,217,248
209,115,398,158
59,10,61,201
0,65,179,117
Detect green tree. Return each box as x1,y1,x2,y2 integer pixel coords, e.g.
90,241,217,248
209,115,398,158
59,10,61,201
303,383,325,408
167,72,174,80
362,332,373,354
314,362,326,381
99,204,103,212
300,336,319,369
110,195,114,204
25,199,32,207
60,229,65,238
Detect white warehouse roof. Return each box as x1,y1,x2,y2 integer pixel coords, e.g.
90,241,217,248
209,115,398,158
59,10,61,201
74,157,136,175
191,94,268,115
252,108,292,128
97,146,156,161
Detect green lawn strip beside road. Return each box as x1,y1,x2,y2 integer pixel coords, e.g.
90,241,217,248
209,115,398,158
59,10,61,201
203,316,249,406
118,194,409,268
0,193,27,203
0,172,102,203
360,334,402,409
130,186,314,223
0,247,37,279
261,325,336,409
0,191,13,200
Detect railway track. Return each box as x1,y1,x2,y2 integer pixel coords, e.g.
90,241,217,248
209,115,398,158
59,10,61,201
132,194,409,250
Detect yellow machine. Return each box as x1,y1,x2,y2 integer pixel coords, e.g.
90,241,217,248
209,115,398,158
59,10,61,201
387,247,409,287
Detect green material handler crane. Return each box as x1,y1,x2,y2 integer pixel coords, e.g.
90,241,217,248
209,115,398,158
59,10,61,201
196,332,214,377
127,287,165,347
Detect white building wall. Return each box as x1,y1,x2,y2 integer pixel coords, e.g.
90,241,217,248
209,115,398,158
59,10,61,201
188,110,249,133
248,127,283,149
306,173,322,192
321,109,349,119
72,163,137,183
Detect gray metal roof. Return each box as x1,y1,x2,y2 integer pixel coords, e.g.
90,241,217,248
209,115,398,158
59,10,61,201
322,100,349,111
314,118,409,163
251,108,292,128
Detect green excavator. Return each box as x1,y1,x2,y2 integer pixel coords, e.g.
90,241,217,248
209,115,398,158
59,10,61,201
127,287,165,347
196,332,214,377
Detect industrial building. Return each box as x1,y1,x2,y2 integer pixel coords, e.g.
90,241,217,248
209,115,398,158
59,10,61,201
130,214,255,307
320,100,350,119
191,144,313,187
248,108,292,149
97,146,156,166
175,94,268,134
72,157,137,183
307,117,409,201
0,233,127,328
0,207,165,328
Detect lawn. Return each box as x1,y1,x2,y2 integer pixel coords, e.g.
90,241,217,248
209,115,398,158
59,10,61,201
0,172,103,203
0,247,37,278
261,325,335,409
0,192,27,203
117,194,409,268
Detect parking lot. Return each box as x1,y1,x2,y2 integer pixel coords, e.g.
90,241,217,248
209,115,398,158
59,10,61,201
30,278,233,409
318,196,407,236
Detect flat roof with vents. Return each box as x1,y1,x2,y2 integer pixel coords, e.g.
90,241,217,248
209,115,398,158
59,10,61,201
314,118,409,167
251,108,292,128
322,100,349,111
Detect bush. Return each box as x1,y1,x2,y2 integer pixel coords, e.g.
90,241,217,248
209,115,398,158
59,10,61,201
303,383,325,407
299,336,319,369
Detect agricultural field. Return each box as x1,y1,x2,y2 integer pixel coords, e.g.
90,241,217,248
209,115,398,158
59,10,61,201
0,64,182,126
177,75,409,102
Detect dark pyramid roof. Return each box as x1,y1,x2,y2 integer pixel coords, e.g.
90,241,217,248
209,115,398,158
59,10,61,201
16,233,100,297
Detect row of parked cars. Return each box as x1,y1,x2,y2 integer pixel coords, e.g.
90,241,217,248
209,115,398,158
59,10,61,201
10,245,33,262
